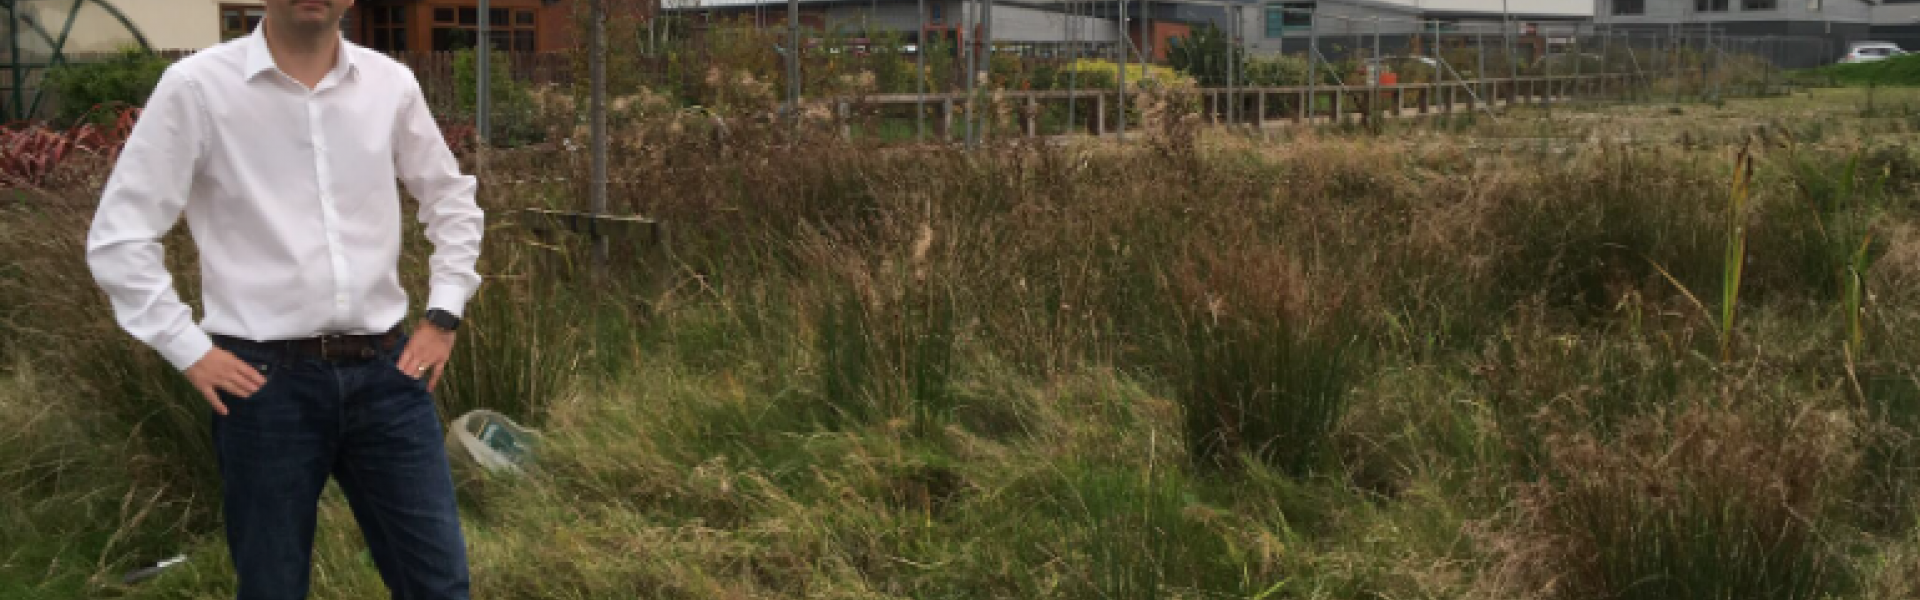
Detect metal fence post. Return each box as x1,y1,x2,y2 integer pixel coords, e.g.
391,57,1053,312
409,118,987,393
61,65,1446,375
1116,0,1126,139
589,0,608,273
917,0,927,141
788,0,800,129
1307,6,1319,123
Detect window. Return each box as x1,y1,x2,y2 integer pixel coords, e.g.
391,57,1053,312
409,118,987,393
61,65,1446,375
1612,0,1645,14
432,6,538,51
365,6,408,52
219,4,266,41
929,4,943,23
1265,1,1313,38
1694,0,1729,11
1807,0,1821,11
1741,0,1775,9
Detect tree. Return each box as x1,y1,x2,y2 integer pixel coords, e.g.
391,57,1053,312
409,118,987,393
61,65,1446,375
1166,23,1239,87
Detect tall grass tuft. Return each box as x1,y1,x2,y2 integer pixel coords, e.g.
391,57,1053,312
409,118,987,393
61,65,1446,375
804,222,958,437
1170,239,1360,476
1494,398,1855,600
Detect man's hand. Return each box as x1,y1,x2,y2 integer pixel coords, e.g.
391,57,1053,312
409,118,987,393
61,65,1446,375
397,321,457,392
186,349,266,416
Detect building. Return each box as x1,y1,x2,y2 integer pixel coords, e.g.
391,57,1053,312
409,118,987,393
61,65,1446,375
1870,2,1920,52
1593,0,1873,65
661,0,1122,47
3,0,580,55
661,0,1590,63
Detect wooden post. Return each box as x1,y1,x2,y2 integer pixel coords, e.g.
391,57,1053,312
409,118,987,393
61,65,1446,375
1095,92,1106,136
1026,93,1038,137
1333,90,1343,123
943,97,955,140
1256,90,1266,127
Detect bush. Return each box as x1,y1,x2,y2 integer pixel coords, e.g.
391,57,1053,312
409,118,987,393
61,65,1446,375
453,46,544,147
1243,55,1309,86
1815,53,1920,87
1167,23,1236,87
41,47,171,126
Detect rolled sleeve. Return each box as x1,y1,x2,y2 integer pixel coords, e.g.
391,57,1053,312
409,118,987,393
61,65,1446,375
85,66,213,372
393,71,484,317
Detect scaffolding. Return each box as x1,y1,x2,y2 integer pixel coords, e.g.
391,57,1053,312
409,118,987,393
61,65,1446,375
2,0,150,121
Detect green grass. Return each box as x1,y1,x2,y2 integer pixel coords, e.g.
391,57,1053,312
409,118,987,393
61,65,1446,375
7,85,1920,599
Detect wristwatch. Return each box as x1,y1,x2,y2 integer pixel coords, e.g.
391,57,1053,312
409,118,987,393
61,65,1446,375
424,308,462,332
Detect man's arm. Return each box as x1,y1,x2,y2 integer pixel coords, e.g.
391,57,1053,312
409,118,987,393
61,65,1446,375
392,68,483,387
393,70,483,319
86,66,214,372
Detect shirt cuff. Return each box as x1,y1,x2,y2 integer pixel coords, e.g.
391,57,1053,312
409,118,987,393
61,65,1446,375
160,327,215,373
426,282,478,318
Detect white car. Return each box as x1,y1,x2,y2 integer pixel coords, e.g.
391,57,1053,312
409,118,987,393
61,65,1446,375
1841,42,1906,64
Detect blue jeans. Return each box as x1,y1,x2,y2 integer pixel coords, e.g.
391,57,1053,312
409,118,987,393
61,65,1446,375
210,333,471,600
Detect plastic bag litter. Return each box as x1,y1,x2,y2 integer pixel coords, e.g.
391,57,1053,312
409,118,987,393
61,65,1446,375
446,409,539,475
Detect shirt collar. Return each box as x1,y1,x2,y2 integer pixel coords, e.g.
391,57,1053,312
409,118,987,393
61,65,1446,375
242,19,358,82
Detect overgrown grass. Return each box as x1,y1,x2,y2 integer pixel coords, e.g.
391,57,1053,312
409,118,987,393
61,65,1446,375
5,87,1920,599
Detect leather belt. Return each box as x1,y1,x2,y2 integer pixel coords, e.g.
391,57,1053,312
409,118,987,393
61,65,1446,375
212,324,404,364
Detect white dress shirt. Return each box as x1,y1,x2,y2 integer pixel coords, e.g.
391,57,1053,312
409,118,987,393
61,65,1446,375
86,26,484,372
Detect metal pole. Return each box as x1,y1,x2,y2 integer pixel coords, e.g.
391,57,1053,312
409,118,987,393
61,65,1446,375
1307,5,1318,122
1433,19,1443,103
1477,31,1487,103
590,0,608,272
1572,27,1582,103
964,0,976,146
1139,0,1149,76
982,0,992,141
1116,0,1127,139
6,1,18,122
1671,25,1680,104
478,0,491,142
1372,17,1381,128
1602,26,1612,101
1068,0,1080,133
1227,6,1237,125
788,0,800,128
925,0,933,140
1503,0,1516,87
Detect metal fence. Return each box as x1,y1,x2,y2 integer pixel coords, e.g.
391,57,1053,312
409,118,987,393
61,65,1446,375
472,7,1828,147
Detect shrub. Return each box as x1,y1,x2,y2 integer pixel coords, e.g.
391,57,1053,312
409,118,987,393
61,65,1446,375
41,46,170,126
452,47,544,147
1167,23,1237,87
1243,54,1309,86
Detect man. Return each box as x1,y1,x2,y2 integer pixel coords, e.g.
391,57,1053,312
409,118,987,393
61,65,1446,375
84,0,483,598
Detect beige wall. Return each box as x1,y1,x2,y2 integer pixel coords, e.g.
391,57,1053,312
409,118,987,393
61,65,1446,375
17,0,266,55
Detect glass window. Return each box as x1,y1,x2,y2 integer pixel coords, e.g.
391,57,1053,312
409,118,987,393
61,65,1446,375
1741,0,1773,9
514,31,535,51
1265,2,1312,38
1694,0,1729,12
517,10,535,25
1613,0,1645,14
459,7,478,25
490,8,510,24
219,5,267,40
436,7,456,23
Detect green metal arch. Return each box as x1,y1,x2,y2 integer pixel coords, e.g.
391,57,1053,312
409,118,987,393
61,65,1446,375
5,0,153,121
